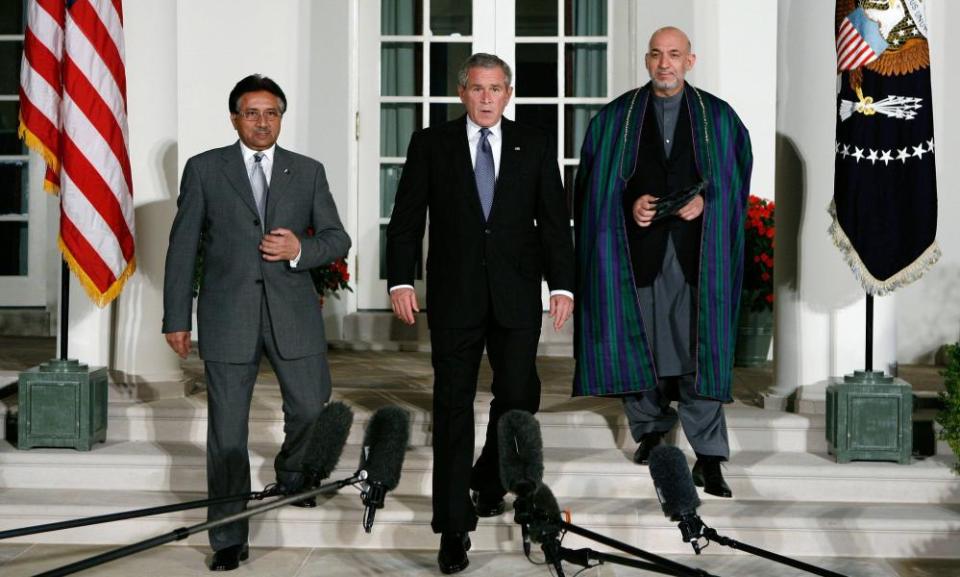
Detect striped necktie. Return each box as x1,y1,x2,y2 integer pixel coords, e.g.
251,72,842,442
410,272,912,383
251,152,269,226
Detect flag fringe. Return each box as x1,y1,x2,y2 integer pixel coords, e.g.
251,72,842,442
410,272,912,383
18,119,61,197
827,200,940,296
58,236,137,308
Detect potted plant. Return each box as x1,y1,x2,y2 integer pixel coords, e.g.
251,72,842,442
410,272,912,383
734,195,774,367
310,257,352,307
936,343,960,473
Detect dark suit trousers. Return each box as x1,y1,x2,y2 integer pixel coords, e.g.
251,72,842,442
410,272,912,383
204,297,331,551
429,317,541,534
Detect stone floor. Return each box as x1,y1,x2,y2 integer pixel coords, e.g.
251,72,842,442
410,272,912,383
0,336,955,577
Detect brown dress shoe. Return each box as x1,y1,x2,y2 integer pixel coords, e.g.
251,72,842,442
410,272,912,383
692,456,733,498
438,532,471,574
208,544,249,572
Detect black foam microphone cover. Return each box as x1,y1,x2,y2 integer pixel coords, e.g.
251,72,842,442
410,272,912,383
648,445,701,520
527,483,563,544
360,405,410,490
302,401,354,482
497,409,544,496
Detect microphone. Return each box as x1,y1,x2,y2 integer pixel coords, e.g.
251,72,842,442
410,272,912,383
527,483,565,577
498,409,544,555
301,401,354,487
358,405,410,533
647,445,706,553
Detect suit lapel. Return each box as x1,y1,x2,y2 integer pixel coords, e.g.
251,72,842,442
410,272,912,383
221,142,260,219
267,146,294,222
491,118,519,222
449,117,486,223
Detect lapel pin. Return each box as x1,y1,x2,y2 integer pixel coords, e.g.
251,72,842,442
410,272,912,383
283,168,290,174
514,146,521,151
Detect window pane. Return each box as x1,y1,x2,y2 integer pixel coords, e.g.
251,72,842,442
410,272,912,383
381,0,422,35
0,101,24,155
430,0,471,36
565,0,607,36
515,104,557,149
517,0,557,36
0,161,27,215
380,164,403,218
380,224,422,280
516,44,557,97
0,2,24,35
380,103,421,156
430,42,470,96
0,222,27,276
381,43,423,96
565,104,602,157
0,41,23,94
565,44,606,97
429,102,465,126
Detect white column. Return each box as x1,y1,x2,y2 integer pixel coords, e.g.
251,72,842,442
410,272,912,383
111,1,184,398
771,0,897,409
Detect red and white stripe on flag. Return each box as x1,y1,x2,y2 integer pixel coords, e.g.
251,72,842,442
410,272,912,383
19,0,136,308
836,16,879,71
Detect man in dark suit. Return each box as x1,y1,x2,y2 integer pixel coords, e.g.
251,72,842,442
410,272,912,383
162,74,350,572
386,53,574,574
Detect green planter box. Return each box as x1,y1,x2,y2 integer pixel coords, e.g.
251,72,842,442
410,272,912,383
17,359,108,451
735,309,773,367
826,371,912,464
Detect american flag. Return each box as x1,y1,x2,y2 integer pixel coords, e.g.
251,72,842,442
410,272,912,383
836,7,888,71
19,0,135,307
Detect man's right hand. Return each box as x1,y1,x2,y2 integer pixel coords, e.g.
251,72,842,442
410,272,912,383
165,331,192,359
632,194,658,227
390,287,419,326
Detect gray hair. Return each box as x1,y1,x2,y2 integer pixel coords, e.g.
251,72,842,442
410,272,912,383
457,53,513,88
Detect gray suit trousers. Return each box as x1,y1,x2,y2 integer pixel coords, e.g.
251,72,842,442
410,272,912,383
204,297,331,551
622,374,729,459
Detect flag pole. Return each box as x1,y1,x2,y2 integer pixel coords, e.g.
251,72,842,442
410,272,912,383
60,258,69,361
864,294,873,373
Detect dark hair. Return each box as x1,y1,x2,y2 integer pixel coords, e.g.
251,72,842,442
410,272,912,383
228,74,287,114
457,53,512,88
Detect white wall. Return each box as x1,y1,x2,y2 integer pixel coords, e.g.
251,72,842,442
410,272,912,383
896,0,960,363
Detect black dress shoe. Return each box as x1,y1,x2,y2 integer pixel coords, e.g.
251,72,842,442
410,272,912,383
438,532,471,574
692,457,733,498
471,490,505,517
208,544,249,572
632,432,664,465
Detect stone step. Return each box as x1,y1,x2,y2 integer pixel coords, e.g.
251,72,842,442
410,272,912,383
105,393,829,453
0,488,957,559
2,440,954,505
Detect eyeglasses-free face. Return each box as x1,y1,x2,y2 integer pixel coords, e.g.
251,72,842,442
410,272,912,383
230,90,283,150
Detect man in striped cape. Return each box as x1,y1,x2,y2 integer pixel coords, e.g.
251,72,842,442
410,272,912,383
573,27,752,498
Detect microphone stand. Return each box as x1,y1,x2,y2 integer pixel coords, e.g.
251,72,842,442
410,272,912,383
701,526,850,577
33,474,362,577
0,490,273,541
555,521,718,577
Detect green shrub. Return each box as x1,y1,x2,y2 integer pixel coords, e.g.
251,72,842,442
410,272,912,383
936,343,960,474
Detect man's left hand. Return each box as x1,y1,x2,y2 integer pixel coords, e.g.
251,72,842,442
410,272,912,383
260,228,301,261
676,194,704,221
549,294,574,331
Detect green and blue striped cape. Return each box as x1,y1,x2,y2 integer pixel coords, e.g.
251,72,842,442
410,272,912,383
573,84,753,401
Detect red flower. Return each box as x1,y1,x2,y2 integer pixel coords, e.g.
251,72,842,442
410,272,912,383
743,195,775,312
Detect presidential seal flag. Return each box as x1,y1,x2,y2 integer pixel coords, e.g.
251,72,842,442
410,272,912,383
19,0,136,307
832,0,939,295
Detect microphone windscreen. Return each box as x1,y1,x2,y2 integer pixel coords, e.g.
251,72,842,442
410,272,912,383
528,483,562,543
648,445,701,519
303,401,354,480
498,410,544,496
360,405,410,490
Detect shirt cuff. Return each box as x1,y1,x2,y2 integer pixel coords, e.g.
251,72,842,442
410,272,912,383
550,290,574,300
289,247,303,268
389,284,414,293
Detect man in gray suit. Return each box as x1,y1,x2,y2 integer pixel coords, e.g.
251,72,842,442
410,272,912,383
162,74,351,572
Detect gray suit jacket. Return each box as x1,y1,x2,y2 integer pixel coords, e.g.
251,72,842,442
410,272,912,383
162,142,351,363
